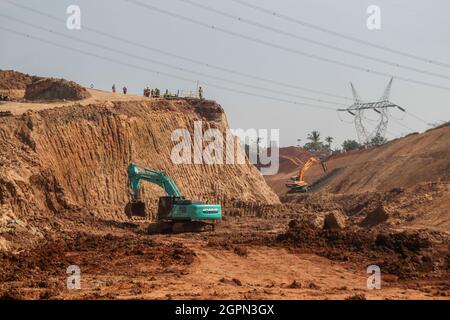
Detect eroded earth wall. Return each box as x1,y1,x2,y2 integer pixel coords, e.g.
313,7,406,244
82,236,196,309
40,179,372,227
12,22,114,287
0,99,279,223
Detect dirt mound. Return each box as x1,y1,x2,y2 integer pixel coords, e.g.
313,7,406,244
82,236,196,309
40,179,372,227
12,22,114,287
318,126,450,193
360,205,390,227
0,70,40,90
323,210,346,230
188,98,225,121
0,232,195,299
267,125,450,197
276,218,449,280
0,70,41,100
374,232,431,254
283,182,450,232
0,70,89,102
24,78,90,101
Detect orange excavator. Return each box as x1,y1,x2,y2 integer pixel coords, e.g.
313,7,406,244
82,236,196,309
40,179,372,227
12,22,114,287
286,157,327,193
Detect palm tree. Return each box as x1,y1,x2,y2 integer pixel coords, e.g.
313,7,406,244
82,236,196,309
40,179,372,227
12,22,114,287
307,131,321,144
325,136,334,149
304,131,323,151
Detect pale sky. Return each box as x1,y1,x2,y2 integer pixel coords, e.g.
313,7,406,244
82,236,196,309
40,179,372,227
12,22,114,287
1,0,449,147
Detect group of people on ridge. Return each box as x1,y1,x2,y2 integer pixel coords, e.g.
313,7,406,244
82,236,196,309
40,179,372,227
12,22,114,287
111,84,204,100
143,87,161,98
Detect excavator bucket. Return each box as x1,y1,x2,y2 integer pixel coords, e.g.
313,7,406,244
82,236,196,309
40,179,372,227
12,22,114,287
125,201,146,218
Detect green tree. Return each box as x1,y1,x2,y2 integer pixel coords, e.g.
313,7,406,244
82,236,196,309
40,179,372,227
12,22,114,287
303,131,325,151
368,133,387,147
342,139,360,152
307,131,321,144
325,136,334,150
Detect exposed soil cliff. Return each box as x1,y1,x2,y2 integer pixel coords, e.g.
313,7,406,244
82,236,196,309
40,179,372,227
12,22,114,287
0,98,278,250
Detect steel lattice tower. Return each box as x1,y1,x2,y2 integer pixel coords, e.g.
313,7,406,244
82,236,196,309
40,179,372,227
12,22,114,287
338,77,405,144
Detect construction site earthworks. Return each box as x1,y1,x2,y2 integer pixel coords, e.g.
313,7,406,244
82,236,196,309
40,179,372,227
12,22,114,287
0,70,449,301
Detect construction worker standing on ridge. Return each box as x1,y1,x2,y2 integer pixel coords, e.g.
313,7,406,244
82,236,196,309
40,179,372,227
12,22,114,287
123,86,127,95
112,84,116,93
198,86,203,100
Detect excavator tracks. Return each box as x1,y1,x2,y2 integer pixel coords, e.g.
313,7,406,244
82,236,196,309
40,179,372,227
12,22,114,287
147,221,215,235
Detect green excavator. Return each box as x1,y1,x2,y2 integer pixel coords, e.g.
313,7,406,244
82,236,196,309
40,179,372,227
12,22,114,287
125,163,222,233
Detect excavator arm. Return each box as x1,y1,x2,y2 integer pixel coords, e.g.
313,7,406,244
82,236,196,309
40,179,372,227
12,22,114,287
128,163,183,201
286,156,327,192
297,157,322,183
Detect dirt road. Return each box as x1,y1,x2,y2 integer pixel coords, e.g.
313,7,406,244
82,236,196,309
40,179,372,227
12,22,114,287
0,89,150,115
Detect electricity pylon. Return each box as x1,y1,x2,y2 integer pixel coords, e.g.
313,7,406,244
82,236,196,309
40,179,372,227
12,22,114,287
337,77,405,144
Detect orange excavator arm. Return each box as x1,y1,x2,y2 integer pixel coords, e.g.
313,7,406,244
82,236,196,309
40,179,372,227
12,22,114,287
297,157,322,183
286,156,328,192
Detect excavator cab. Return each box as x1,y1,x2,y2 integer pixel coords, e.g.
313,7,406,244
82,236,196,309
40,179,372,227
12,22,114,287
157,196,185,220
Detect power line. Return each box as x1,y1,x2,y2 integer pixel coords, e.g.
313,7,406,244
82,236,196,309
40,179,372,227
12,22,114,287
176,0,450,81
4,0,351,102
0,13,344,108
388,108,407,121
406,111,432,126
2,1,434,133
6,0,443,125
0,25,339,112
0,26,419,140
122,0,450,92
387,109,420,132
230,0,450,70
390,117,416,132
